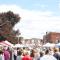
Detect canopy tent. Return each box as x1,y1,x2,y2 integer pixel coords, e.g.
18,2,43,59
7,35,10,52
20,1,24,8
14,44,25,48
55,43,60,48
25,44,35,48
0,41,13,47
0,41,10,46
14,44,29,48
43,43,55,47
4,40,13,47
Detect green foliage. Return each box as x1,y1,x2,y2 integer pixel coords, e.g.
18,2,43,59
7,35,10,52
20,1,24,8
0,11,20,27
0,11,21,42
0,35,6,41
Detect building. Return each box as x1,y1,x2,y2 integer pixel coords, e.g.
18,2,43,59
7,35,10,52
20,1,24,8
22,38,43,47
43,32,60,43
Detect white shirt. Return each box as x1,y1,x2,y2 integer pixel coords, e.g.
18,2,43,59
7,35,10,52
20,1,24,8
40,55,57,60
0,54,4,60
13,50,17,56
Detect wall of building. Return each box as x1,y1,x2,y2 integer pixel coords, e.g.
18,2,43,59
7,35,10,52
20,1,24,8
43,32,60,43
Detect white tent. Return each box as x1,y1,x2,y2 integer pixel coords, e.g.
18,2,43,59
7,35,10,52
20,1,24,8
0,42,7,46
4,40,13,47
55,43,60,47
0,41,10,46
14,44,29,48
14,44,25,47
0,41,13,47
43,43,55,47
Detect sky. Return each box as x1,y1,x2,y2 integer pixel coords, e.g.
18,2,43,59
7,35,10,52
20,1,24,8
0,0,60,39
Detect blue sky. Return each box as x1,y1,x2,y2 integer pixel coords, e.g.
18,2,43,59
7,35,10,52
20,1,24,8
0,0,60,16
0,0,59,12
0,0,60,39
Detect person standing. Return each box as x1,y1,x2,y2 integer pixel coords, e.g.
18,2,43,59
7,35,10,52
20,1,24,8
3,47,10,60
0,49,4,60
40,49,57,60
13,48,17,60
53,48,60,60
7,47,12,60
22,51,32,60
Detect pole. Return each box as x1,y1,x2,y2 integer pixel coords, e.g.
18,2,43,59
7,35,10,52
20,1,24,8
18,36,19,44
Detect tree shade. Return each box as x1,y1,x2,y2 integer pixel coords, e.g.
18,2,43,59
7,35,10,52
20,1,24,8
0,35,6,41
0,11,21,42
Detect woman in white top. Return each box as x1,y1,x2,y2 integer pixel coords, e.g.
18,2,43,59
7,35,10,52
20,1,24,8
40,49,57,60
0,49,4,60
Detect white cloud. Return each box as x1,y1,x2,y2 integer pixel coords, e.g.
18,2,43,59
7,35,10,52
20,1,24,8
33,3,48,9
0,4,60,39
57,0,60,9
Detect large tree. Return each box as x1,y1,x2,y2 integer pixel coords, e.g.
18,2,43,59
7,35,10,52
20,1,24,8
0,11,21,42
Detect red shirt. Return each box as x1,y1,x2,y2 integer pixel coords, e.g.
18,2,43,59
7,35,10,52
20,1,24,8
22,55,32,60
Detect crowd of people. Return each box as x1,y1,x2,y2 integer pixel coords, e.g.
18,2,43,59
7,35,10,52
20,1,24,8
0,46,60,60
